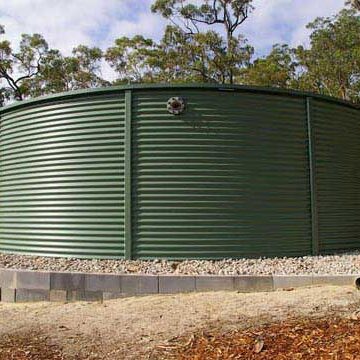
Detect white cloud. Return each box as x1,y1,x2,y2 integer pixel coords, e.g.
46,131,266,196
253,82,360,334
0,0,347,81
242,0,345,56
0,0,135,53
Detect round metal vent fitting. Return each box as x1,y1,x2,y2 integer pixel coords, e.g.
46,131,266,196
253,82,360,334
167,97,185,115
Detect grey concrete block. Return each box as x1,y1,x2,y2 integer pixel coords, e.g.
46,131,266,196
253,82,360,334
1,288,16,303
50,272,85,290
0,270,16,289
66,290,103,302
121,275,158,295
15,289,49,303
312,275,358,286
85,274,121,292
16,271,50,290
196,276,234,292
159,276,196,294
234,276,274,293
49,290,67,302
273,275,313,290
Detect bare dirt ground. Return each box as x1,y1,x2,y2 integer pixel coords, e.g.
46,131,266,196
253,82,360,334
0,286,360,359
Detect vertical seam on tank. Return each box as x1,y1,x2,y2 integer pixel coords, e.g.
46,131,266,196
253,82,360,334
124,90,132,259
306,96,319,255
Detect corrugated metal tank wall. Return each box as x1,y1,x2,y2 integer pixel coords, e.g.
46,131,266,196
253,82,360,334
312,99,360,253
0,85,358,259
132,89,312,259
0,94,126,258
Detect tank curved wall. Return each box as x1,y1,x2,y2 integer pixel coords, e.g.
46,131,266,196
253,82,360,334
0,93,126,258
0,85,359,259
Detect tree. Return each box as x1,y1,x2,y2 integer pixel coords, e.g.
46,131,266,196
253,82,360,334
0,27,48,101
29,49,78,96
105,36,160,83
0,25,9,106
159,25,253,83
242,44,297,88
0,23,108,104
27,45,109,97
1,1,358,105
151,0,253,83
105,26,253,85
71,45,109,88
295,9,360,102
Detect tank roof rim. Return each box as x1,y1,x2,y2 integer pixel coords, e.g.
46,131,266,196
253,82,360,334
0,83,359,114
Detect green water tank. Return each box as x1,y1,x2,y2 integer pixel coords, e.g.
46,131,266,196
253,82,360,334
0,85,359,259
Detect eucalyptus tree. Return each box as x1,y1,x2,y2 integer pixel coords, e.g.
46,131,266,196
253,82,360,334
151,0,254,83
0,24,108,104
242,44,297,88
105,35,160,83
295,8,360,102
156,24,253,83
28,45,109,97
71,45,109,89
0,26,48,102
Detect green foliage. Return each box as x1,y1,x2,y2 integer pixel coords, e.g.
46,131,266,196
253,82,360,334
0,1,359,105
242,44,298,88
0,26,108,104
25,46,109,98
105,36,159,83
240,7,360,103
105,25,253,85
295,9,360,102
151,0,253,35
70,45,109,88
0,29,48,101
151,0,254,83
159,25,253,83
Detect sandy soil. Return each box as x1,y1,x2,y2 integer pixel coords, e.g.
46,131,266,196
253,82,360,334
0,285,360,359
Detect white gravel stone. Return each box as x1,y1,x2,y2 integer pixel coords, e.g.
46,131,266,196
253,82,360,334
0,252,360,275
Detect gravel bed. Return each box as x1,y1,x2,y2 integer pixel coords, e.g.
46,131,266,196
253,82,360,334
1,252,360,275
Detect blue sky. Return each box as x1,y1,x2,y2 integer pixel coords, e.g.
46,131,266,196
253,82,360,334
0,0,346,80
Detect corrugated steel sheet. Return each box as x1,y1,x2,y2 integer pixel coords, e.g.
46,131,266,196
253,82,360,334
312,99,360,253
131,89,312,259
0,95,125,258
0,85,358,260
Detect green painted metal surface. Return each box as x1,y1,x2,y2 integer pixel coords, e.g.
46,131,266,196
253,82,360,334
0,84,358,259
312,99,360,253
132,89,311,259
0,94,125,258
124,90,133,259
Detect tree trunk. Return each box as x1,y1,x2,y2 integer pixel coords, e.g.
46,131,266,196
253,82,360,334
227,31,234,84
225,24,236,85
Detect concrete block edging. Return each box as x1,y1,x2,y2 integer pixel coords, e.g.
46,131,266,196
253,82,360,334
0,269,359,303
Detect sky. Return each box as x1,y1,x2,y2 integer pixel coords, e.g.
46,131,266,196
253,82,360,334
0,0,346,81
